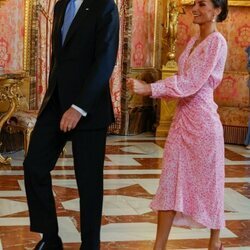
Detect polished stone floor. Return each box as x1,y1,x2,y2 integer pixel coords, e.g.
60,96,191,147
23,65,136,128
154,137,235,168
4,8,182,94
0,133,249,249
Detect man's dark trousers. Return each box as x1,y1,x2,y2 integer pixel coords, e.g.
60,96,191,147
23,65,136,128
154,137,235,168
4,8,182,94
23,93,107,249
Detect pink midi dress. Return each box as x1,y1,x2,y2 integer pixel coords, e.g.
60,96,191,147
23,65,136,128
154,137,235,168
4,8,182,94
150,32,228,229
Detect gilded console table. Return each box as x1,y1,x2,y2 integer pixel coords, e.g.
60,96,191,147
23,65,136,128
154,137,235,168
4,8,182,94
0,71,25,164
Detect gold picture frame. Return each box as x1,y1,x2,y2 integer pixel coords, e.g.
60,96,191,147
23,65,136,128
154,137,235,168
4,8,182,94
182,0,250,6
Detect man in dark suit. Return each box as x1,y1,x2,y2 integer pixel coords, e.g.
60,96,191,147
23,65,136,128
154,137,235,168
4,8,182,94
23,0,119,249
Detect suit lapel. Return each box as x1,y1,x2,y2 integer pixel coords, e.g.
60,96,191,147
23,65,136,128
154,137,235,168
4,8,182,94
62,0,94,47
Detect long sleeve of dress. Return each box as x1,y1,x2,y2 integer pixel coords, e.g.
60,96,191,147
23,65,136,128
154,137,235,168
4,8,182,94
151,35,223,99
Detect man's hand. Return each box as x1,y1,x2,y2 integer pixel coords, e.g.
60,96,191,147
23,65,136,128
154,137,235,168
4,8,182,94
60,107,82,132
127,78,152,96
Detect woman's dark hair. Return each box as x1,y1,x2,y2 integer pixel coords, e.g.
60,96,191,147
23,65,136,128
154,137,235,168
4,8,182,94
211,0,228,22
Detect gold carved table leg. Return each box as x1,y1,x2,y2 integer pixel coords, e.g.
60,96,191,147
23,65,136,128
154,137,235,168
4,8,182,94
0,78,22,164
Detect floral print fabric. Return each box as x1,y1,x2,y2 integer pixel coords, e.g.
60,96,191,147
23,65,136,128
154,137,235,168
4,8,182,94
150,32,228,229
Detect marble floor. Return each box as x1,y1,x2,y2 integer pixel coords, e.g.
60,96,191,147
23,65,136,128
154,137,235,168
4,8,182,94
0,133,249,250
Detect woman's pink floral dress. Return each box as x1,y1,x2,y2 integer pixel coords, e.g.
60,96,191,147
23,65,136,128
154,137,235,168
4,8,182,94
150,32,227,229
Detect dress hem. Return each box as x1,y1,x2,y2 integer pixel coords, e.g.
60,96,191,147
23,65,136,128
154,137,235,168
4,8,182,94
150,205,225,230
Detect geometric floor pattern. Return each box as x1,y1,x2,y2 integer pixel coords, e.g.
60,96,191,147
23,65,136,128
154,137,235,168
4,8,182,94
0,133,249,249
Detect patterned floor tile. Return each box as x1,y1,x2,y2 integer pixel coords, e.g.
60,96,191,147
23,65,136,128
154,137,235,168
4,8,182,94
0,134,249,249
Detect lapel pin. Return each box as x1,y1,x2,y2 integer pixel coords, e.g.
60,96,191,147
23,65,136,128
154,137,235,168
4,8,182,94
85,8,90,10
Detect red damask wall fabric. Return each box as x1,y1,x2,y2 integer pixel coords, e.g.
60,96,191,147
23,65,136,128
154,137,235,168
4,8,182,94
0,0,25,70
176,6,250,72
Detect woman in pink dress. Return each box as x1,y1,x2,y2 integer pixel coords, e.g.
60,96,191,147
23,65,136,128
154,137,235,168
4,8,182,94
127,0,228,249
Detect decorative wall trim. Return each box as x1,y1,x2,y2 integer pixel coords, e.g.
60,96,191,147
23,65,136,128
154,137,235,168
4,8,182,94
182,0,250,6
23,0,33,72
120,0,131,134
229,1,250,6
29,0,38,109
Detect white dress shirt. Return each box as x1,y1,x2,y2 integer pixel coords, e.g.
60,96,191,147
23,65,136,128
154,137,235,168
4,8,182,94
70,0,87,117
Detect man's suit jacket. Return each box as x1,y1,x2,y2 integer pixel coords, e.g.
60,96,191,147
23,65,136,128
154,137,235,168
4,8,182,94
39,0,119,129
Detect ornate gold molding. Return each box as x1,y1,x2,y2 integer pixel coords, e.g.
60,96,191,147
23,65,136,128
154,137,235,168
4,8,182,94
152,0,161,69
23,0,33,72
181,0,193,4
228,0,250,6
182,0,250,6
0,0,7,7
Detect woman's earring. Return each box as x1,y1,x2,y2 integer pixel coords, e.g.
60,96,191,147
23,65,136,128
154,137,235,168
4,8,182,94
212,15,216,22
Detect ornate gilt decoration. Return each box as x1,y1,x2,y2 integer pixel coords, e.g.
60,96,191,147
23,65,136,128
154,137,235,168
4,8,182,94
228,0,250,6
164,0,179,69
181,0,194,4
181,0,250,6
156,0,183,136
23,0,33,72
0,0,7,6
162,0,184,70
0,80,23,127
0,74,25,164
